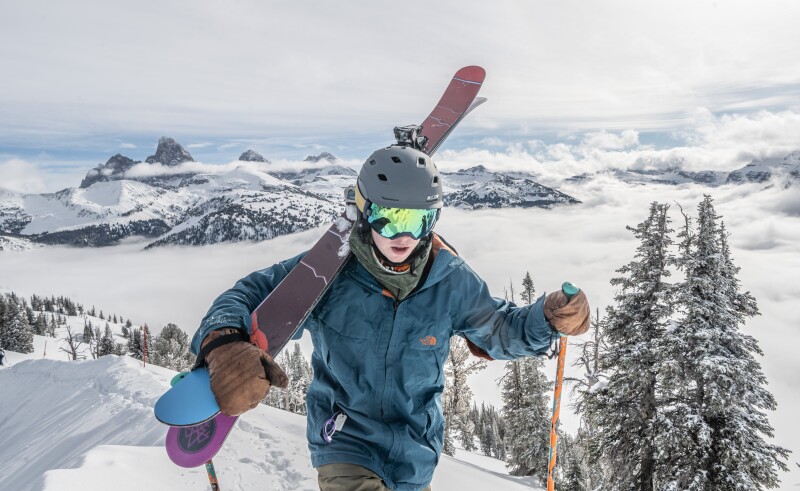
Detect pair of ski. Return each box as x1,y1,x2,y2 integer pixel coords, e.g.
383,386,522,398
155,65,487,468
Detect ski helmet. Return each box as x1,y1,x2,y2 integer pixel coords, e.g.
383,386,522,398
355,145,443,240
355,145,443,211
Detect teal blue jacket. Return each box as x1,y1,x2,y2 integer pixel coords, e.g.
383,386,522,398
191,237,558,491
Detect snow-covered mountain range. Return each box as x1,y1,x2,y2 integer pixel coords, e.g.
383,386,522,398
0,138,578,249
569,151,800,186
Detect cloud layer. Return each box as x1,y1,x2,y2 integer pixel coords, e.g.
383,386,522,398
436,109,800,184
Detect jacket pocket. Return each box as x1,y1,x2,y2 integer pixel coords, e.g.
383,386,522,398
316,306,374,385
403,317,450,390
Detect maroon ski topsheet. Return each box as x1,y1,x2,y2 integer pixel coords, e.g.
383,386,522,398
420,66,486,155
250,208,357,358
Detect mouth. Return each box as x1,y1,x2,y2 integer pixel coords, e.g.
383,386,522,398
390,245,412,255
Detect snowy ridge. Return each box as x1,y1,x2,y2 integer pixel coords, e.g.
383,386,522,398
443,165,579,209
0,142,580,249
0,353,542,490
570,150,800,186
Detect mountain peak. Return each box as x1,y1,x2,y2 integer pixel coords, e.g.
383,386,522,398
239,150,269,163
458,164,491,174
145,137,194,166
304,152,337,163
80,154,141,188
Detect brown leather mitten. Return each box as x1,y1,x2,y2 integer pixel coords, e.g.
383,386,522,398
543,290,590,336
201,329,289,416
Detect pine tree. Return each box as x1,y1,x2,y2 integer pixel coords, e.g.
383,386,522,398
581,202,676,491
34,313,48,336
501,357,551,481
568,309,606,491
657,196,789,490
555,431,587,491
1,295,34,353
0,295,7,347
128,328,144,361
442,336,487,456
97,324,115,356
286,343,312,414
151,323,193,371
521,271,536,304
83,321,94,342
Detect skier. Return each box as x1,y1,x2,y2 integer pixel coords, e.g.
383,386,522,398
190,145,590,491
0,348,5,366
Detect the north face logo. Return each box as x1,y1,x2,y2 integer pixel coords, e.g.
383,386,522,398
420,336,437,346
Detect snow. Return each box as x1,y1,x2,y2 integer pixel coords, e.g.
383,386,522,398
0,351,544,490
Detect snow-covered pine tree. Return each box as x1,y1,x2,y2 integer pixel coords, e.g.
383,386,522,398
1,294,35,353
34,313,48,336
151,323,193,371
442,336,487,455
0,295,6,346
287,343,312,414
127,327,144,361
656,196,789,490
581,202,675,491
521,271,536,305
568,308,605,491
501,356,551,481
97,324,115,357
554,431,587,491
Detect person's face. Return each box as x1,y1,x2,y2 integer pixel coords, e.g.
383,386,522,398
371,229,420,263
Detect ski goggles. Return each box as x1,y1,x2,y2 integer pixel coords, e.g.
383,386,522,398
365,203,439,240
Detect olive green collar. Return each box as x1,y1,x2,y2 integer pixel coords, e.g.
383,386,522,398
348,231,432,301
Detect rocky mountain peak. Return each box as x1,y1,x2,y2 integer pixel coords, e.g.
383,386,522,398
145,137,194,166
304,152,337,163
80,154,141,188
239,150,269,163
458,164,490,174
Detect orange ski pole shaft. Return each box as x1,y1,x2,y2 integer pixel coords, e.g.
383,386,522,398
205,459,220,490
547,282,579,491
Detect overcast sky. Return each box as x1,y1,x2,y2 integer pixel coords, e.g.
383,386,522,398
1,0,799,186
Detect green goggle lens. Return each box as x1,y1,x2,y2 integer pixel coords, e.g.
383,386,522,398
366,203,439,240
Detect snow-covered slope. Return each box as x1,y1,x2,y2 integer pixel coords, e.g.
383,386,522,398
0,353,542,491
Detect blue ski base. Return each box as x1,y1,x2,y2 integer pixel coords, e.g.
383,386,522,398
154,368,220,426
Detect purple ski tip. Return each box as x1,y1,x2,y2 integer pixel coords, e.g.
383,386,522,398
166,413,238,468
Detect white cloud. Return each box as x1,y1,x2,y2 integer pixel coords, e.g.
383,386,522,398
119,143,137,149
434,109,800,183
0,159,48,194
186,142,212,149
580,129,639,151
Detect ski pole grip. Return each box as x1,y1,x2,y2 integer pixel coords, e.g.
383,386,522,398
561,281,580,300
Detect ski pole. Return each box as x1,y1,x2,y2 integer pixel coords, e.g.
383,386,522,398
547,282,580,491
204,459,220,490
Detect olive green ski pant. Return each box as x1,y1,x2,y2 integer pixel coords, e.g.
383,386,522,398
317,463,432,491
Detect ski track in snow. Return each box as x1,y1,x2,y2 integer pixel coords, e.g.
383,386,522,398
0,351,540,490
